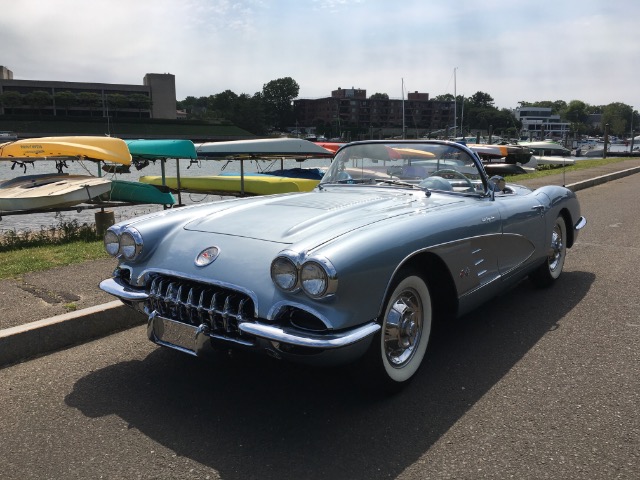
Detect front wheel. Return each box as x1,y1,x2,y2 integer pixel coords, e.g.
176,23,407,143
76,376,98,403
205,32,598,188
530,215,567,287
357,270,433,392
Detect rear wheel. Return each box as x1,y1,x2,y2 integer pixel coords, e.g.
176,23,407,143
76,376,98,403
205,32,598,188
358,270,432,392
530,215,567,287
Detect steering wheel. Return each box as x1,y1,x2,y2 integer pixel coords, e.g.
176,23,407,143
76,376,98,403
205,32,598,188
431,169,474,192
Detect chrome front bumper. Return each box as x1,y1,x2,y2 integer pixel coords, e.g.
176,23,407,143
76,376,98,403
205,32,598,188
100,276,379,364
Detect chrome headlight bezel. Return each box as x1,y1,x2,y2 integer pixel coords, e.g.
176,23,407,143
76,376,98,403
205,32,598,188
270,256,299,292
120,228,143,260
271,252,338,300
104,229,120,257
300,261,328,298
301,257,338,299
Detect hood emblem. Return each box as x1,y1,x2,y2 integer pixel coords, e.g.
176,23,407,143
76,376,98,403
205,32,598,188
195,246,220,267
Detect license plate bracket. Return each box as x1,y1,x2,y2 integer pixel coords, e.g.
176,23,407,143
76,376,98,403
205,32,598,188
150,315,199,355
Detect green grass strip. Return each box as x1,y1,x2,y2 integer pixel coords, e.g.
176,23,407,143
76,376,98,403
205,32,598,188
0,241,107,279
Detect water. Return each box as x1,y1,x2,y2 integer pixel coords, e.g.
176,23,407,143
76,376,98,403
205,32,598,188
1,142,633,233
0,156,330,233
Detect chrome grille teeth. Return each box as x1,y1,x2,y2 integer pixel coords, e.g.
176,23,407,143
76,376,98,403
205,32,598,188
144,275,254,337
222,296,234,332
176,284,186,321
237,298,249,322
185,288,195,323
209,292,221,328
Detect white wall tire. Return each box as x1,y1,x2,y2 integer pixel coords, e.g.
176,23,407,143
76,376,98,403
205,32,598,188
355,270,433,392
530,215,567,287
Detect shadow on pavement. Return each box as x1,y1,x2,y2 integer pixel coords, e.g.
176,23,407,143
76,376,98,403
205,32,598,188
65,271,595,480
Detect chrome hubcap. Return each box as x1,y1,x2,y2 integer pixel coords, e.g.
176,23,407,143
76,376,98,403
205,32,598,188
384,289,422,367
548,224,564,272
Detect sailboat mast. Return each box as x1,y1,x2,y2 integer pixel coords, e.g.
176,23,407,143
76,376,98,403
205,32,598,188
453,67,457,138
402,78,406,139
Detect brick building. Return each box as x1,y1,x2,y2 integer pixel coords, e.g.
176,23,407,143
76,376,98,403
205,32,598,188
294,87,454,138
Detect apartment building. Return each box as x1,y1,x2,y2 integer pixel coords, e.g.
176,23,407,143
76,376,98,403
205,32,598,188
294,87,454,137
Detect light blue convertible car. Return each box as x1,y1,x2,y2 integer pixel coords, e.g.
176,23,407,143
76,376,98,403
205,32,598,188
100,140,586,391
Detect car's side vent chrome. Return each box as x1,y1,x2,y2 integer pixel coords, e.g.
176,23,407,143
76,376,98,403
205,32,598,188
145,274,255,339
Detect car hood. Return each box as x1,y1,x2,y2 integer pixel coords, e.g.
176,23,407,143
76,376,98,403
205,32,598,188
184,188,466,244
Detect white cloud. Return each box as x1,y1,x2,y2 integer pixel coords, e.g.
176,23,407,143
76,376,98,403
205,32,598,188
1,0,639,108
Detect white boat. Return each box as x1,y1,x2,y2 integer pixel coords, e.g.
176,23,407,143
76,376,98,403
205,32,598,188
519,140,572,157
195,138,335,159
533,155,575,166
0,173,111,211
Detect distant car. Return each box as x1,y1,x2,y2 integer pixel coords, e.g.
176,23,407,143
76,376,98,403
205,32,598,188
0,131,17,141
100,140,586,391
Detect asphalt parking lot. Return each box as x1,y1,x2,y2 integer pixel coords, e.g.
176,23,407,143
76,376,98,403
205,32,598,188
0,161,639,479
0,171,638,479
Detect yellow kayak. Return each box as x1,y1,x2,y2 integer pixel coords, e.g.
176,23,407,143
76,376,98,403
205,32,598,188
0,136,132,165
139,175,319,196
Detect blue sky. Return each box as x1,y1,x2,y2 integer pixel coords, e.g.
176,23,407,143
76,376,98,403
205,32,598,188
2,0,638,109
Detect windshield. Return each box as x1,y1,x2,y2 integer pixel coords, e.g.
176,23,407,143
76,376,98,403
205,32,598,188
320,141,487,194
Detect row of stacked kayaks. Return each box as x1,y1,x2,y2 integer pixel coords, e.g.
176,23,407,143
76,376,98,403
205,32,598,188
0,137,338,211
0,135,570,212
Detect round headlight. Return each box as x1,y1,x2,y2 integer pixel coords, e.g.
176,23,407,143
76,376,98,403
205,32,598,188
300,262,328,298
120,230,143,260
104,229,120,257
271,256,298,291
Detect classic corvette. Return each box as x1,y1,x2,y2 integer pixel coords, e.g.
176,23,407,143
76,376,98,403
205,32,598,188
100,140,586,390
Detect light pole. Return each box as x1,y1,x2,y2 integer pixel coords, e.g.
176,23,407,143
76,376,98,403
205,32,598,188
630,107,635,153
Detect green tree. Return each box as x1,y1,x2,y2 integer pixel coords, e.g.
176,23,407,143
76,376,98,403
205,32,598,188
24,90,52,115
210,89,239,115
128,93,152,117
0,91,23,114
234,93,266,134
54,91,77,115
468,91,495,108
601,102,633,136
433,93,454,102
370,93,389,100
106,93,129,117
563,100,590,134
524,100,567,115
262,77,300,130
177,96,211,120
77,92,102,116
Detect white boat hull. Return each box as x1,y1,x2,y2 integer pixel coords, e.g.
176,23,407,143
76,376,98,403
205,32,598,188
0,174,111,211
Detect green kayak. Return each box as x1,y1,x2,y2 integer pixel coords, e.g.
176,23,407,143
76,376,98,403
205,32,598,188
125,139,197,160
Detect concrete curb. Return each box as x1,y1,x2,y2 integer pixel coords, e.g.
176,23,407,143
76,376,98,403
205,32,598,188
566,165,640,192
0,301,144,367
1,164,639,367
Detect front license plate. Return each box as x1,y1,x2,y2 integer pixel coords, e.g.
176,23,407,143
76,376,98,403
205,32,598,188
152,316,198,353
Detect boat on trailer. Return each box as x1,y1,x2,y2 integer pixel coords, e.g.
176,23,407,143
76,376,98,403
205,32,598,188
145,138,335,196
102,139,199,205
139,174,320,196
0,136,133,211
0,136,132,165
195,138,335,159
0,173,112,211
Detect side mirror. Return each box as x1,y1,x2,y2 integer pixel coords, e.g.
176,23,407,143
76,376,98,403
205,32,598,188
489,175,506,192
